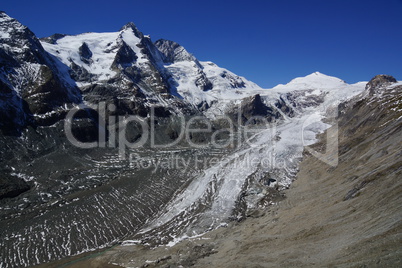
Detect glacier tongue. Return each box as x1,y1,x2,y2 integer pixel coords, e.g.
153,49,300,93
143,115,322,236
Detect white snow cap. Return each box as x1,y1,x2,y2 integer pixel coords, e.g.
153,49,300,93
273,71,346,91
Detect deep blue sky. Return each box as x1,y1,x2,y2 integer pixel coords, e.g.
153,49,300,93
2,0,402,88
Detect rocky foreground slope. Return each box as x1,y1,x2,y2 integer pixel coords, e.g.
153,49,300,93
51,76,401,267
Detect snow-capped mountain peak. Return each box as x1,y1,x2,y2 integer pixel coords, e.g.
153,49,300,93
273,71,347,91
119,22,143,39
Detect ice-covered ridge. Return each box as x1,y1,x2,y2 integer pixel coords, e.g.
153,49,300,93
165,60,264,103
41,25,151,85
162,59,270,118
162,61,365,119
41,32,120,82
200,61,262,92
120,28,148,64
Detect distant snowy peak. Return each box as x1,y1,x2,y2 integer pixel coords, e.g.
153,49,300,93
200,61,261,91
273,72,347,91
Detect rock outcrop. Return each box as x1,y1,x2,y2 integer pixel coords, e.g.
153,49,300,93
365,74,397,95
227,94,283,124
0,174,31,200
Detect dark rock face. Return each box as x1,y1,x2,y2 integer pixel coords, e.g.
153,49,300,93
0,48,19,68
0,91,31,135
0,175,31,200
40,33,68,44
155,39,213,92
241,94,271,117
112,41,138,69
136,62,170,94
120,22,144,39
220,71,246,88
228,94,282,124
155,39,197,64
70,118,100,143
195,69,213,91
275,97,294,117
0,12,81,133
0,75,32,135
152,106,171,117
0,79,12,94
135,38,172,94
69,61,96,82
139,36,165,65
0,13,47,65
284,90,326,111
78,42,93,64
365,74,397,95
23,65,76,114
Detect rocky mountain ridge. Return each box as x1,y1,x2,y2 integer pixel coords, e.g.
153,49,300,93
1,12,291,139
0,11,81,134
1,12,368,138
